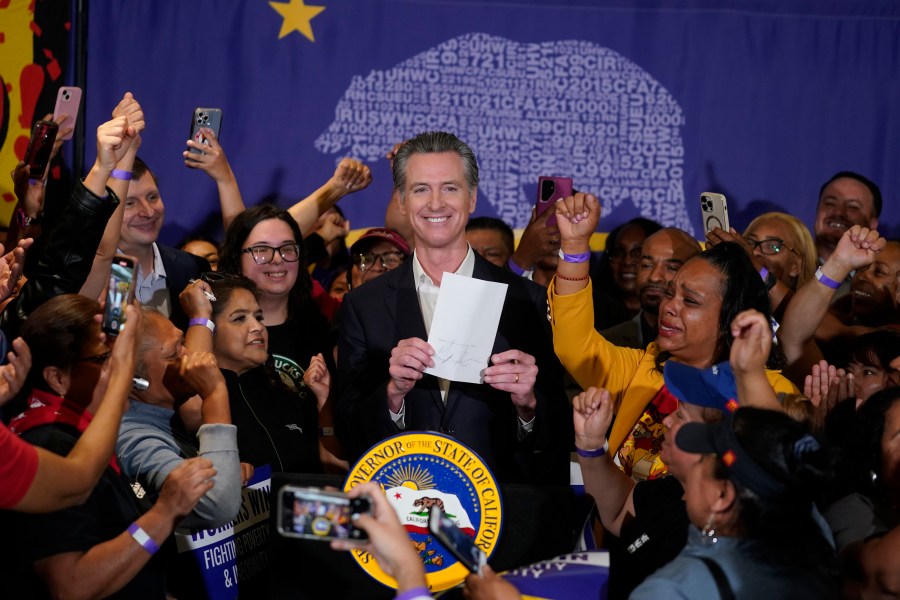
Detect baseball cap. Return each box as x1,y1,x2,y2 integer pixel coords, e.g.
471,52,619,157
349,228,411,257
664,360,740,414
675,409,790,499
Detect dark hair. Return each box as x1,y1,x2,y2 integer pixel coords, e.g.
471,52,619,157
177,234,220,251
132,156,159,187
714,408,833,548
392,131,479,195
466,217,515,254
593,217,663,298
208,276,261,321
835,387,900,502
21,294,100,393
655,242,777,370
848,329,900,373
218,204,314,318
819,171,882,218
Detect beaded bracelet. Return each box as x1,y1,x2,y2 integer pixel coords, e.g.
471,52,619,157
556,272,590,282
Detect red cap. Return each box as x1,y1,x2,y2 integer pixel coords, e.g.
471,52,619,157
350,228,411,256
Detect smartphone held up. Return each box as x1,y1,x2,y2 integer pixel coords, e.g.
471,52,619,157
189,107,223,155
102,256,137,336
535,176,573,227
700,192,729,234
277,486,371,543
23,120,59,180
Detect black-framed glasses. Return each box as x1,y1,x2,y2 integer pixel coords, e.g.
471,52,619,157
746,238,799,256
242,243,301,265
608,247,642,263
353,251,405,272
75,350,112,365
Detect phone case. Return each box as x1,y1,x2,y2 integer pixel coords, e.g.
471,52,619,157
189,107,223,154
53,86,82,141
23,121,60,178
535,176,573,227
701,192,729,233
428,506,486,573
102,256,136,336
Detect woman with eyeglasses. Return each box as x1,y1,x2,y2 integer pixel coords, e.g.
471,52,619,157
743,212,816,291
218,205,333,400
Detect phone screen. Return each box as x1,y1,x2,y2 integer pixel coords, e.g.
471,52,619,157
428,506,486,573
102,257,135,336
277,487,370,542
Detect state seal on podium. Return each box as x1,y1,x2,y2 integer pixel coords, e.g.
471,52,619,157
344,432,503,592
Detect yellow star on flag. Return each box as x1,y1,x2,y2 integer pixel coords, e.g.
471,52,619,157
269,0,326,41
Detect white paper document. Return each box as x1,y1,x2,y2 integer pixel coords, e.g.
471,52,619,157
425,272,508,384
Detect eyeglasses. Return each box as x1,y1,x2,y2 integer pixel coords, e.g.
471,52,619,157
75,350,112,365
242,243,301,265
353,251,405,272
608,247,642,263
746,238,799,256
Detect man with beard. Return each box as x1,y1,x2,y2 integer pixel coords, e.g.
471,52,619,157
601,228,700,349
815,172,881,264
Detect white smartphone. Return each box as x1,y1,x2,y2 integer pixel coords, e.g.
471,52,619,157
53,86,82,141
700,192,729,234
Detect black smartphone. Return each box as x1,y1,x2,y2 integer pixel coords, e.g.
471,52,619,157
102,255,136,336
276,486,370,542
23,120,59,178
188,107,223,155
428,505,486,574
535,176,573,227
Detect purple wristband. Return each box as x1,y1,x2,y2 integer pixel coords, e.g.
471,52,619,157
127,522,160,555
395,586,431,600
576,441,608,458
111,169,133,181
560,250,591,263
815,267,841,290
189,317,216,333
758,267,769,281
507,257,527,276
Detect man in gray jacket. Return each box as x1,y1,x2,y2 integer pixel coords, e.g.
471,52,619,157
116,309,243,528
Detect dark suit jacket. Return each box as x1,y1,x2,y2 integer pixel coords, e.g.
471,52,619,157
336,252,572,484
158,244,209,331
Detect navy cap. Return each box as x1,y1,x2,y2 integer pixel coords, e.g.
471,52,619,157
664,360,739,414
675,410,789,499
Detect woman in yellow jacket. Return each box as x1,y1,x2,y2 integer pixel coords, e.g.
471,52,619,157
550,194,797,480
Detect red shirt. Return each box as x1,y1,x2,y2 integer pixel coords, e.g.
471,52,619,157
0,422,39,509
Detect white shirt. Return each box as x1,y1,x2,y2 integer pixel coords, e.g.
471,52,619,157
390,246,534,436
121,242,170,317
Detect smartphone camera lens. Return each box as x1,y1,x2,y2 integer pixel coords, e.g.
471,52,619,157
202,115,209,122
63,91,70,100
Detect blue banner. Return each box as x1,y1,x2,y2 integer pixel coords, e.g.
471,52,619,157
85,1,900,245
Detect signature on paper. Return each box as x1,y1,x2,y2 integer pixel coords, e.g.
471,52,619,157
434,339,485,368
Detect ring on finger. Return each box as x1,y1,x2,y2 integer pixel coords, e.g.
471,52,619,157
514,373,519,383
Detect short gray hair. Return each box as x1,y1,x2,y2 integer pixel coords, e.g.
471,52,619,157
392,131,479,196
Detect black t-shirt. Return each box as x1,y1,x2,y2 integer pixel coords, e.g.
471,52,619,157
266,310,330,396
0,424,166,600
223,366,323,474
606,475,688,599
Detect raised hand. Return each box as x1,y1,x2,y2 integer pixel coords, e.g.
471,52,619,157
729,309,772,376
572,387,613,452
555,192,600,251
329,157,372,194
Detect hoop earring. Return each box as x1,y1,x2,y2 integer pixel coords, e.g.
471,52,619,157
700,513,718,546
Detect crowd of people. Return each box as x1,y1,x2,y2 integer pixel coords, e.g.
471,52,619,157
1,90,899,599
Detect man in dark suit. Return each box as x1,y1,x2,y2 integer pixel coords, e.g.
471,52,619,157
336,132,571,484
119,158,208,329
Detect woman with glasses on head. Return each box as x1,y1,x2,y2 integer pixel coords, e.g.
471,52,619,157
218,205,333,399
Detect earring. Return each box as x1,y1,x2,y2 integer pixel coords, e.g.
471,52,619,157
700,513,718,546
870,470,879,486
